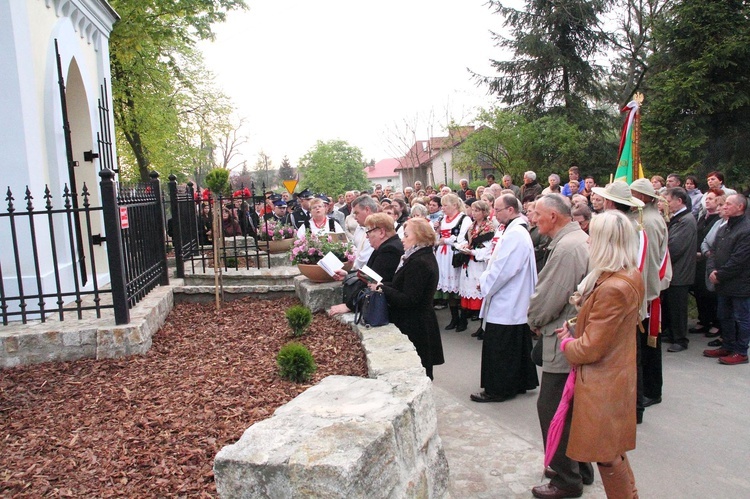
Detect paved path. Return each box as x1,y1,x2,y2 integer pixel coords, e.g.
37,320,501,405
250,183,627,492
431,309,750,498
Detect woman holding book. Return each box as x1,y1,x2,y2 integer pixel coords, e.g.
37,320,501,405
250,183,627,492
327,213,404,315
370,217,444,379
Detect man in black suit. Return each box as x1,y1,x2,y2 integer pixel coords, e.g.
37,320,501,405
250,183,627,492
290,189,313,229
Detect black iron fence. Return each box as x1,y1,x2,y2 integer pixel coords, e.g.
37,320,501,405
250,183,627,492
0,183,106,325
167,183,272,275
0,170,170,326
100,170,169,324
0,171,279,327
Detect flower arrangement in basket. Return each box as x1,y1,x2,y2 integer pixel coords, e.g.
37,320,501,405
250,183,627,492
258,219,296,241
290,232,355,265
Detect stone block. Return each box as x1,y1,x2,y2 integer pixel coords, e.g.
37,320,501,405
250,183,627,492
3,336,20,353
215,370,448,498
294,276,343,313
43,331,62,345
61,331,82,347
1,356,21,369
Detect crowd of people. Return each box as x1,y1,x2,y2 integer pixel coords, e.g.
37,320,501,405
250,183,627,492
312,167,750,499
189,167,748,498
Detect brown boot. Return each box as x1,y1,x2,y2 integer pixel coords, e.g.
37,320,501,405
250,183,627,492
622,454,638,499
597,455,638,499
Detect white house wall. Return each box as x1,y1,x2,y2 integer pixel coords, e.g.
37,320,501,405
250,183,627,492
0,0,118,318
432,148,462,187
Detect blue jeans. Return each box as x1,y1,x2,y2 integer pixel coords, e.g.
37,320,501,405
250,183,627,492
717,296,750,356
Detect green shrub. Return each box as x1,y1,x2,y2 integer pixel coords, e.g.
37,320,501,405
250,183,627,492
285,305,313,337
204,168,230,195
224,256,238,268
277,342,317,382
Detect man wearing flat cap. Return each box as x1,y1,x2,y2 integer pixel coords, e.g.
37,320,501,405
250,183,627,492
630,178,672,421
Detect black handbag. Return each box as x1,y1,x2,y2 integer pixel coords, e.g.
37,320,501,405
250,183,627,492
451,251,470,268
342,271,366,310
354,288,389,327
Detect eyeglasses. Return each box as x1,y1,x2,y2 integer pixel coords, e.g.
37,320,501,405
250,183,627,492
365,227,381,236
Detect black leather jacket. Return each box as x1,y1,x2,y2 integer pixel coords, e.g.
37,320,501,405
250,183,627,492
714,215,750,297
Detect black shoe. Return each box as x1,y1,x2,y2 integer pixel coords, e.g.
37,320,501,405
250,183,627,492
705,328,721,338
689,326,708,334
470,391,512,403
667,343,687,352
708,339,723,347
642,396,662,407
471,326,484,338
531,483,583,499
476,332,484,340
637,412,643,424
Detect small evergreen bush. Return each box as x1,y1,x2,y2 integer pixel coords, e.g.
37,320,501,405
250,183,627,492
277,342,316,382
285,305,313,337
204,168,230,195
224,256,237,268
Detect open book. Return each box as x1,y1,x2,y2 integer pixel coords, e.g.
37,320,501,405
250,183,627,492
317,251,345,277
357,265,383,285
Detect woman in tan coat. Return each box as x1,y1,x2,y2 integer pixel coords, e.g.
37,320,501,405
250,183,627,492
557,210,644,498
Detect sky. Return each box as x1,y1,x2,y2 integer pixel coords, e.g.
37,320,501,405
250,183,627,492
198,0,514,171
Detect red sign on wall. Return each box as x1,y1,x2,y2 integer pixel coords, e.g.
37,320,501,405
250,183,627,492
119,207,129,229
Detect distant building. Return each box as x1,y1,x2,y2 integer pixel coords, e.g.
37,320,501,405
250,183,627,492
365,158,401,191
393,126,476,188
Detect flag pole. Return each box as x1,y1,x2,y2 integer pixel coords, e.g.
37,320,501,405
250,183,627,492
633,92,644,180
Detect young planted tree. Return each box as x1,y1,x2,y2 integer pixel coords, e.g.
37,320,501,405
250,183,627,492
204,168,230,309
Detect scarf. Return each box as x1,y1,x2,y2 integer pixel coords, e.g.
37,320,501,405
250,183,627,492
396,244,429,272
468,218,494,245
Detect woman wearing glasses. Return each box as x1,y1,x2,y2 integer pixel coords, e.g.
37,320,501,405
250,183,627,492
327,213,404,316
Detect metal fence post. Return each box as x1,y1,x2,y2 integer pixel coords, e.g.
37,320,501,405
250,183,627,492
99,168,129,324
150,171,170,286
168,174,184,278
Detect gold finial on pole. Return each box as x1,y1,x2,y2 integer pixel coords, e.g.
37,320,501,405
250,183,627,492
634,92,645,105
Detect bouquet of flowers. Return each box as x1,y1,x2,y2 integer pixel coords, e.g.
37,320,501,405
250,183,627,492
258,219,296,241
290,232,355,265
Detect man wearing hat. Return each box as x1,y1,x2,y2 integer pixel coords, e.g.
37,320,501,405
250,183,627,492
265,199,289,225
662,187,697,353
591,181,644,213
630,178,673,419
289,189,313,229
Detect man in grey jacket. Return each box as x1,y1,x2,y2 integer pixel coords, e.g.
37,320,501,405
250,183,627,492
527,194,593,499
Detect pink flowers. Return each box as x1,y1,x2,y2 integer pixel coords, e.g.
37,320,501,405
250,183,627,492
290,232,355,265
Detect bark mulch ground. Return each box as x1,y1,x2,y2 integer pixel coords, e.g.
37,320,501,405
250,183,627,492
0,296,367,497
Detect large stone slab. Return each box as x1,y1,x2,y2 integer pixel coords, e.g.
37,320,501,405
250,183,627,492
214,375,448,498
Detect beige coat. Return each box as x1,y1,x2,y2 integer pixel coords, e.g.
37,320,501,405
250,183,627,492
632,204,672,319
564,270,644,463
527,222,590,373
